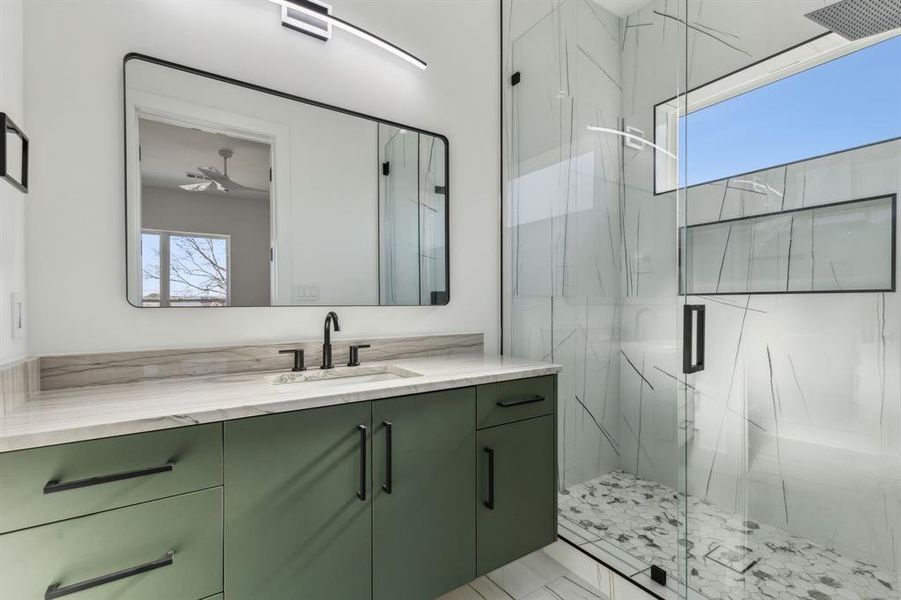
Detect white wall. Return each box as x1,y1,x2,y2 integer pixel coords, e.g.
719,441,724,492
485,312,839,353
24,0,500,355
279,108,378,306
0,0,26,365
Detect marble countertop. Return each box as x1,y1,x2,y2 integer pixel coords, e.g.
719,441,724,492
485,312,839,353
0,354,560,452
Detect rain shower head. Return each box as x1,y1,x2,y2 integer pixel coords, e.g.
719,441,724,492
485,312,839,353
805,0,901,41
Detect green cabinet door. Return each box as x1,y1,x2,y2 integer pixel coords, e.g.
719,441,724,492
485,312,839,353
0,488,223,600
224,402,372,600
372,388,476,600
476,415,557,575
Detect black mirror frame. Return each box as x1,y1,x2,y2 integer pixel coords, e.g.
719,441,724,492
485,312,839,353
123,53,450,308
0,112,29,194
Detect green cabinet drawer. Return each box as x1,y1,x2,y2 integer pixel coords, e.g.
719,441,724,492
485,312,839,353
476,375,556,429
476,414,557,575
225,402,372,600
0,487,223,600
372,389,476,600
0,424,222,533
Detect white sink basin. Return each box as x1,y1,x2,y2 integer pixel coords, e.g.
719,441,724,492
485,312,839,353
267,365,422,386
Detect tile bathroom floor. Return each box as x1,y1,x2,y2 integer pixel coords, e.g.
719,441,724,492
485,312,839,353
439,542,653,600
558,471,898,600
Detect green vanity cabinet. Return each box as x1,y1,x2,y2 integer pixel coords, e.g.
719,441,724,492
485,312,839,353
0,423,223,533
0,373,557,599
476,375,556,428
476,413,557,575
0,488,223,600
371,388,476,600
224,401,373,600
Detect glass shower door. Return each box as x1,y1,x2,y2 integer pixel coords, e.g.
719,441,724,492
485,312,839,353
679,4,901,599
504,0,689,594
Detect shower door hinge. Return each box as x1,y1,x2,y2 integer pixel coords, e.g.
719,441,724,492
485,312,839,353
651,565,667,586
511,71,521,86
382,161,390,176
434,185,447,195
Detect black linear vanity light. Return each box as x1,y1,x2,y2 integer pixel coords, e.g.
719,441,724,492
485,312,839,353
267,0,428,70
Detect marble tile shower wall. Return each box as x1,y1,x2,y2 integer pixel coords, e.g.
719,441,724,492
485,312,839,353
616,0,684,495
503,0,629,490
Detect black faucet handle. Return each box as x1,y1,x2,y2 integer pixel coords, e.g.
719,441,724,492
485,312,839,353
347,344,371,367
279,349,306,372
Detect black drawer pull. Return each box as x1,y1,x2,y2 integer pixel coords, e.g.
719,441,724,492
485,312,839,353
43,462,175,495
496,395,544,408
483,447,495,510
357,425,367,501
45,550,174,599
382,421,393,494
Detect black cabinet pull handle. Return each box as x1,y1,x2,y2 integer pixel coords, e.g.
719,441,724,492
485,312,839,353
357,425,367,501
483,447,495,510
682,304,706,374
43,462,174,495
496,395,544,408
45,550,174,599
382,421,393,494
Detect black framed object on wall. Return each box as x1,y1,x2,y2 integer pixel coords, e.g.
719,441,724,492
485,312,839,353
0,112,29,194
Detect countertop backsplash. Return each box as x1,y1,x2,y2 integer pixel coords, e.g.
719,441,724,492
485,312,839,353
38,333,484,390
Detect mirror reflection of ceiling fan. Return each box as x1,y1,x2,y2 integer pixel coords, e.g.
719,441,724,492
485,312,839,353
180,148,267,193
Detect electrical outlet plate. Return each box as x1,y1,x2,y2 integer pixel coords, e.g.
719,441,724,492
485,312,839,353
10,292,24,340
294,284,321,303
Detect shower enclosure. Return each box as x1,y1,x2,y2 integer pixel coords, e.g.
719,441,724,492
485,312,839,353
501,1,901,599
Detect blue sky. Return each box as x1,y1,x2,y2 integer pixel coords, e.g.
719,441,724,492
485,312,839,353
680,35,901,188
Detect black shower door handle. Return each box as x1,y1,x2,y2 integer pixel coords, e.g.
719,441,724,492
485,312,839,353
682,304,705,374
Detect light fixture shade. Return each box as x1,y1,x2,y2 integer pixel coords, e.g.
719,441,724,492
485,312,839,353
587,125,677,160
268,0,427,70
281,0,332,41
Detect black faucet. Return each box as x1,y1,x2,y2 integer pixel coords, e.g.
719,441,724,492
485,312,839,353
321,311,341,369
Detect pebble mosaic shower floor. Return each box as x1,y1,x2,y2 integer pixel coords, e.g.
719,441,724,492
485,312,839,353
559,471,897,600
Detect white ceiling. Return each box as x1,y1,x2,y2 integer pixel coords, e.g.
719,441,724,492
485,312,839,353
138,119,271,200
592,0,653,18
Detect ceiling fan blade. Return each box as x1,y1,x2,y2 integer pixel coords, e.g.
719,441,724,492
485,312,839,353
197,166,230,190
225,181,269,194
198,158,265,194
179,181,213,192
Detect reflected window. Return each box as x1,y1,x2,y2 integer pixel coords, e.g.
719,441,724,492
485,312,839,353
141,230,230,307
656,33,901,192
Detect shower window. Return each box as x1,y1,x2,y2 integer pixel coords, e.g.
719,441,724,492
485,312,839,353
655,32,901,193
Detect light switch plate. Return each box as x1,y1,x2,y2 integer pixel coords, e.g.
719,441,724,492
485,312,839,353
10,292,24,339
294,284,320,303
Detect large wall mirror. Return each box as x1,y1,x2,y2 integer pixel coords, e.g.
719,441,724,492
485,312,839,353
124,55,449,307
